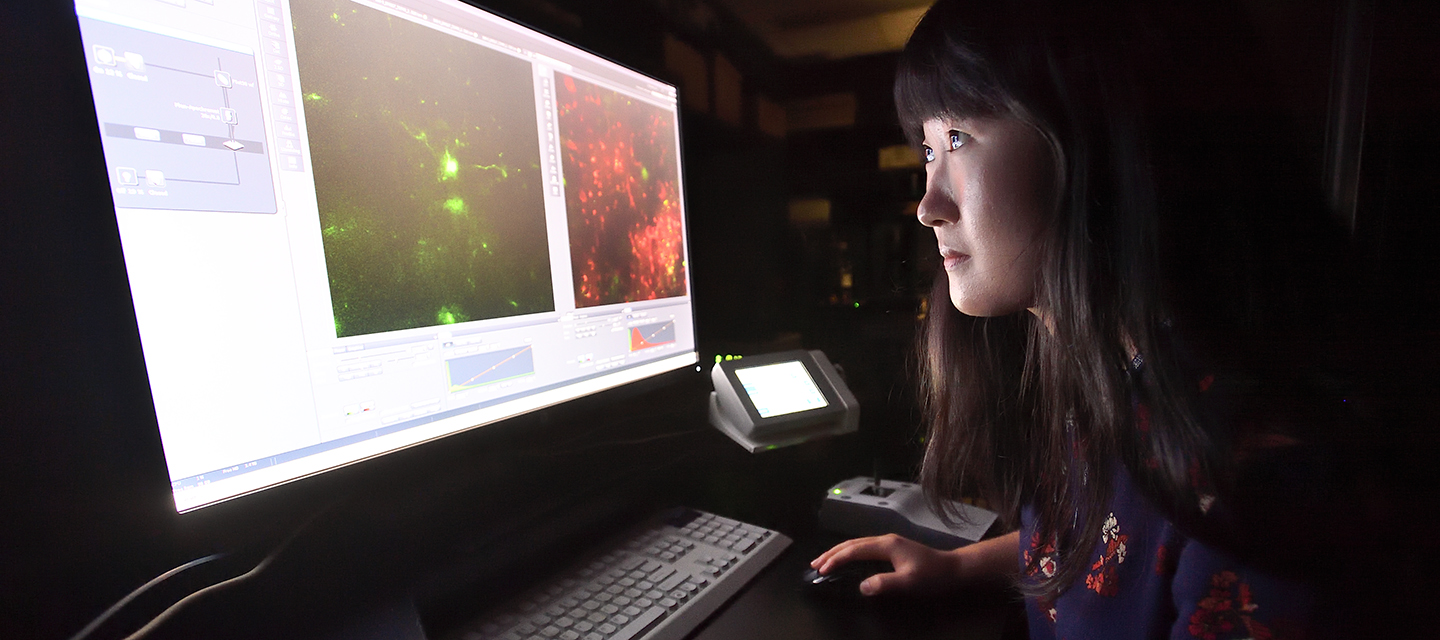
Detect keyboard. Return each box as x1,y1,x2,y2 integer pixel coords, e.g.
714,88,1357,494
450,508,791,640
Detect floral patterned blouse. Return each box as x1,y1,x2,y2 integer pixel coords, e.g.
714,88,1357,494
1018,364,1313,639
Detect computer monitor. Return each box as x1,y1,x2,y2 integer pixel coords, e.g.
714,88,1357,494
71,0,698,513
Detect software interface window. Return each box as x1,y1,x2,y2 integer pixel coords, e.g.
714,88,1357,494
75,0,698,511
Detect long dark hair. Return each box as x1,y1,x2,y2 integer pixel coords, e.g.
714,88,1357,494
899,0,1348,598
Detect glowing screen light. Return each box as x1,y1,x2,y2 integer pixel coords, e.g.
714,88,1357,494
734,361,829,419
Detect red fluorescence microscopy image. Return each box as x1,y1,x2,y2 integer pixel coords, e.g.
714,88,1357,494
556,73,687,308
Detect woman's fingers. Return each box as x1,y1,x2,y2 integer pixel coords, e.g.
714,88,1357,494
859,568,914,596
810,534,903,573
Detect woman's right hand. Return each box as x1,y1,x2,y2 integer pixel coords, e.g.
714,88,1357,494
809,530,1020,596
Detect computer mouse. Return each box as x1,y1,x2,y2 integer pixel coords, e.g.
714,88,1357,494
800,560,893,595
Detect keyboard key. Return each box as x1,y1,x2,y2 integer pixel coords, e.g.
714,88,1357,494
657,573,685,591
540,626,560,638
660,598,678,609
560,632,580,640
611,615,631,626
597,624,617,634
609,607,666,640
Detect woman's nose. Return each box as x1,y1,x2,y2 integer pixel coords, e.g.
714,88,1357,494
916,171,958,227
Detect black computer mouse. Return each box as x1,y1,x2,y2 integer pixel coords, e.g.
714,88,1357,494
800,560,893,595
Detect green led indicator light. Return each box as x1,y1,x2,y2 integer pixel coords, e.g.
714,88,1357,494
832,488,843,495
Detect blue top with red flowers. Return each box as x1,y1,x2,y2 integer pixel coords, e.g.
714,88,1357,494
1019,364,1313,639
1019,467,1311,640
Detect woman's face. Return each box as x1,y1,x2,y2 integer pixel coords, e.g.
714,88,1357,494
917,116,1054,317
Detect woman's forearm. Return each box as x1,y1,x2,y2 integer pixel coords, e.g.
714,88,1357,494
952,530,1020,584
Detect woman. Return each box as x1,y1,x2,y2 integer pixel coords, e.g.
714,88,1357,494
811,1,1371,637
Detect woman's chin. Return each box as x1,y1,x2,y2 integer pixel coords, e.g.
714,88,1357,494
949,286,1031,318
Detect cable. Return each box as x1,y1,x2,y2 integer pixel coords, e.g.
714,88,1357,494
120,508,326,640
66,553,226,640
120,546,280,640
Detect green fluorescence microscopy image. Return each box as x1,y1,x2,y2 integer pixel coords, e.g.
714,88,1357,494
293,1,553,338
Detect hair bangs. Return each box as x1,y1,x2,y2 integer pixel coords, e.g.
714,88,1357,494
894,2,1014,147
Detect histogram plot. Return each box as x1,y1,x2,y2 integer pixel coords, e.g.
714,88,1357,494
446,345,535,392
629,321,676,351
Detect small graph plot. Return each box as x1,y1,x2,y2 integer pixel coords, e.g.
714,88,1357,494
446,345,535,392
629,321,676,352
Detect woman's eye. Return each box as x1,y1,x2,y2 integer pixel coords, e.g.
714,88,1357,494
948,130,970,150
922,146,935,163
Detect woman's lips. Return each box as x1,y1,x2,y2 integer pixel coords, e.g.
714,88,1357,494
941,249,969,270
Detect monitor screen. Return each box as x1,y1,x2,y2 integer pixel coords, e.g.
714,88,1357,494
72,0,697,512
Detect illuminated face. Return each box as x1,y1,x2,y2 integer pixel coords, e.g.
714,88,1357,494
917,117,1054,317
